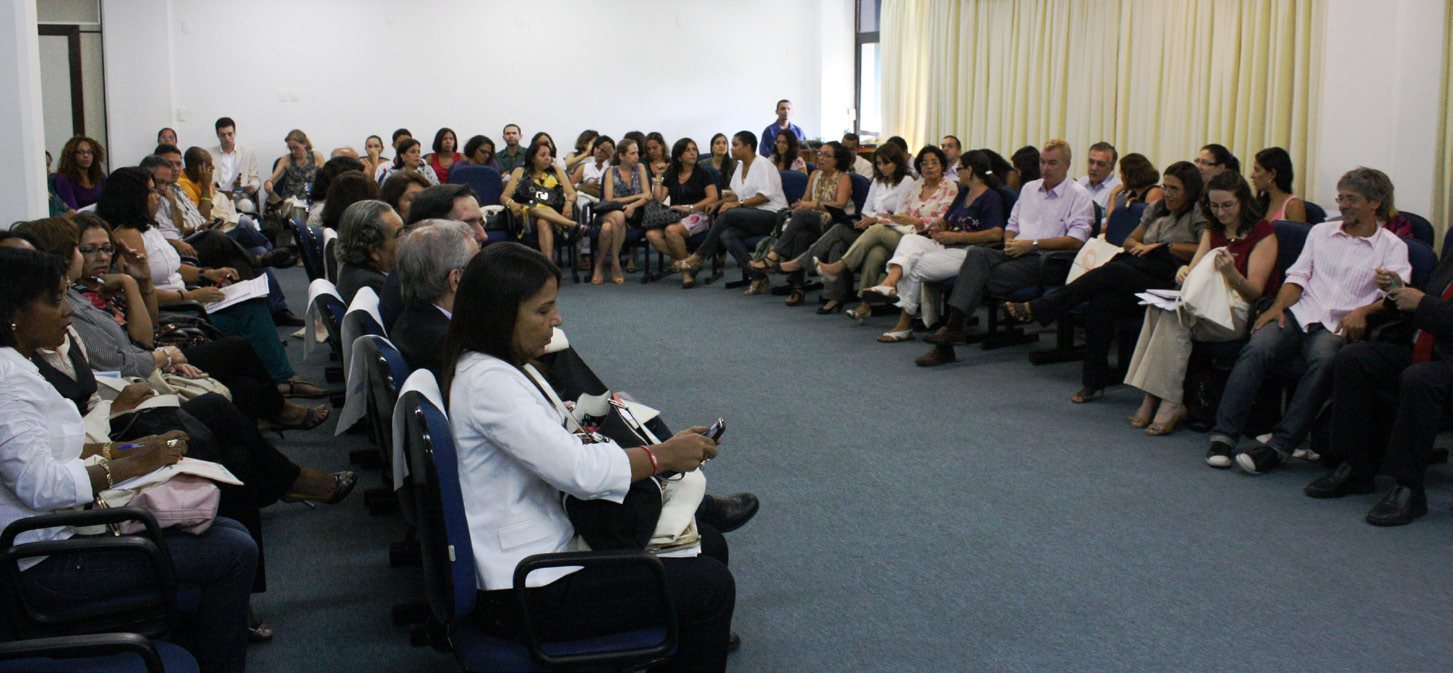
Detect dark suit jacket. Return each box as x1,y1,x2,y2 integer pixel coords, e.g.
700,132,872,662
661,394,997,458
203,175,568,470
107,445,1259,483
337,263,385,306
392,304,451,376
379,271,404,331
1413,253,1453,361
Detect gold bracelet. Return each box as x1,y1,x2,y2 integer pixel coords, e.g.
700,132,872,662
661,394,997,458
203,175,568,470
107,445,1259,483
99,459,114,489
102,442,114,461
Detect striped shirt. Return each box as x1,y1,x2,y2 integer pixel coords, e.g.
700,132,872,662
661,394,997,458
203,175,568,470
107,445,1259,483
1285,221,1411,333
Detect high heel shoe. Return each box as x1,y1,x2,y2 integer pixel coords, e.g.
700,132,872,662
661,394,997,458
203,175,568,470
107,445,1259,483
1145,409,1187,436
816,300,844,314
813,256,838,282
280,471,358,507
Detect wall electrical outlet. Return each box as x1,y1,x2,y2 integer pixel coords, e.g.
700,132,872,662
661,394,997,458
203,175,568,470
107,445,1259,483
177,107,189,121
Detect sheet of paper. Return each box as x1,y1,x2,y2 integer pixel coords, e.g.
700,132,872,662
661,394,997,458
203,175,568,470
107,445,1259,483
204,275,270,313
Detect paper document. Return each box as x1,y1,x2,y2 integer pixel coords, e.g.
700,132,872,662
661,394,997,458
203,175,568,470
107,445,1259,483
1135,289,1181,311
204,275,270,313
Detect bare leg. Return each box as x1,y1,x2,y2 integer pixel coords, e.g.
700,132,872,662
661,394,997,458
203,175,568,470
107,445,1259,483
663,224,689,261
880,265,904,289
889,310,914,332
593,214,621,284
535,213,555,256
645,228,669,256
608,221,627,283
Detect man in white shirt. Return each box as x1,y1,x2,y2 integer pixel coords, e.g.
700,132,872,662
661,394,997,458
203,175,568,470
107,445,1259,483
941,135,963,183
1076,142,1120,211
1208,167,1412,475
209,117,262,214
917,139,1095,366
680,130,786,293
843,133,874,178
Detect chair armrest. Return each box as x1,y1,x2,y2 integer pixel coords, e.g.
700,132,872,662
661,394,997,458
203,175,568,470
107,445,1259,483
0,633,166,673
512,550,677,668
158,299,209,319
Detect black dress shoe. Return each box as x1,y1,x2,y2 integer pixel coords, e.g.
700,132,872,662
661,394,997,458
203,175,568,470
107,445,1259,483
697,493,759,533
1304,462,1377,499
257,246,299,269
1365,484,1427,527
727,632,741,653
271,308,305,327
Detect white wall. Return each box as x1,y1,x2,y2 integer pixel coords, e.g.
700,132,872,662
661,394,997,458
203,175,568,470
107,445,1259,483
0,0,49,226
1314,0,1446,217
102,0,831,167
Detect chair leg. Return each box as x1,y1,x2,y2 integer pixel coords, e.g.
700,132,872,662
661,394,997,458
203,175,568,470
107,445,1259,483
1027,315,1085,365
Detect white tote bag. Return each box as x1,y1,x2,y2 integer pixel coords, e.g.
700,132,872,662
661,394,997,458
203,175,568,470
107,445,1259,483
1064,235,1124,283
1177,247,1238,330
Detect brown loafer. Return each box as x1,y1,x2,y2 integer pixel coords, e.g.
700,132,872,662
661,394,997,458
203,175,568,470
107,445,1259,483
921,327,969,346
915,344,956,367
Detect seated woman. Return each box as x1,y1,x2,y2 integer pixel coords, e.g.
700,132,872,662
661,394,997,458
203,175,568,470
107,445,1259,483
96,168,329,400
263,129,327,209
564,129,598,172
643,132,671,185
0,246,256,673
879,150,1008,344
458,134,500,174
54,136,107,210
570,135,615,202
25,214,329,430
594,139,651,285
1010,145,1040,190
1103,153,1164,223
817,145,956,329
529,131,567,171
361,134,390,182
1005,161,1213,405
502,139,578,257
649,138,720,289
336,200,405,304
1123,171,1279,436
305,156,367,228
1251,146,1306,223
424,127,463,184
381,138,441,186
702,133,738,187
445,242,735,672
752,141,853,305
677,131,788,295
320,170,382,232
380,170,432,222
983,149,1017,193
1196,143,1239,182
769,129,807,174
778,143,915,313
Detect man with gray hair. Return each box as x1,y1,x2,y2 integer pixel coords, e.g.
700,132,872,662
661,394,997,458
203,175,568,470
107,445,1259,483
390,220,479,375
335,200,404,304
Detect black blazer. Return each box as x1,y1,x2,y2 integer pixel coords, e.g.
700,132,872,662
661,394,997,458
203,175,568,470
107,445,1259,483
337,263,386,306
1413,254,1453,361
392,304,451,377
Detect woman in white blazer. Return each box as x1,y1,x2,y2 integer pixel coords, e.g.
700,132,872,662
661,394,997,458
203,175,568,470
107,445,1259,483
444,242,737,672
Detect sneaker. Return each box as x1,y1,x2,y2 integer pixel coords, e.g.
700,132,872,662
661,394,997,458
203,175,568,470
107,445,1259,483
1205,440,1234,468
1236,444,1286,475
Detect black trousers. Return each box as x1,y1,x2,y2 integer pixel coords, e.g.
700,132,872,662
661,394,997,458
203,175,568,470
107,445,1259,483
473,525,735,673
182,336,285,421
1331,341,1453,485
1028,259,1174,389
697,208,777,280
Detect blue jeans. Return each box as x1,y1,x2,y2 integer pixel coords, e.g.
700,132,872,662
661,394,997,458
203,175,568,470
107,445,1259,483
228,217,289,313
1211,319,1343,452
21,517,257,673
210,298,295,383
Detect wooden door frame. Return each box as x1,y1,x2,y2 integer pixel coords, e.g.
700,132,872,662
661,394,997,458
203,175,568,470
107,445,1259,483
38,24,85,137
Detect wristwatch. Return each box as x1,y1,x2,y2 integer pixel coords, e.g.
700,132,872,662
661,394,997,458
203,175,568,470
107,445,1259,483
1032,240,1040,252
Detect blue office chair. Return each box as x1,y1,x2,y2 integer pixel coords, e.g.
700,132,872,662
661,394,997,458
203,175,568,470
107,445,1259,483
1407,238,1437,289
849,174,871,214
1104,202,1147,246
356,335,415,521
291,217,325,282
1398,211,1435,248
403,390,678,672
804,161,818,175
1303,201,1327,225
451,165,505,211
702,165,723,191
780,170,808,205
1088,202,1105,238
998,185,1019,212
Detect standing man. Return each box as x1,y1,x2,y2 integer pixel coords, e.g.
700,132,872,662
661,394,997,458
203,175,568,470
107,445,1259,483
209,117,262,214
842,133,873,178
1077,142,1120,211
497,124,526,176
758,99,806,158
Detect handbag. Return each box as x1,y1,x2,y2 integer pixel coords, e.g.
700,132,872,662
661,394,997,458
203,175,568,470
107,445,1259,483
641,200,687,230
148,369,232,402
1177,248,1238,331
74,456,242,536
1064,235,1124,283
681,212,711,236
518,177,565,211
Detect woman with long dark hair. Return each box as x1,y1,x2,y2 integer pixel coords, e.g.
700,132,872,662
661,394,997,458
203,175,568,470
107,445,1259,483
424,127,462,183
501,140,578,257
1251,146,1305,223
54,136,108,209
650,137,719,288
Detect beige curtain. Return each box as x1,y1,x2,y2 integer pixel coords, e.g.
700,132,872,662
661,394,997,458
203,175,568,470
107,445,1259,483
882,0,1324,199
1434,0,1453,243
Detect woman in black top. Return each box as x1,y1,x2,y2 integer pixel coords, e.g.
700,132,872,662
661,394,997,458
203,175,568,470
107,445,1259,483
650,138,720,288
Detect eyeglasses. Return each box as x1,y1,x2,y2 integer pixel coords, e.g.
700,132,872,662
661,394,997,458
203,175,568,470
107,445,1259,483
1333,194,1364,205
74,149,95,156
79,245,115,256
1195,158,1219,167
1207,201,1238,212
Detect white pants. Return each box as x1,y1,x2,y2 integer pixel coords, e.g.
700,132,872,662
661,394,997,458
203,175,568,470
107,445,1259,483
891,234,968,316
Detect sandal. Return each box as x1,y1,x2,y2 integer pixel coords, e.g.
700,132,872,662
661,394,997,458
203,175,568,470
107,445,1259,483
277,376,329,399
1145,409,1187,436
876,329,914,343
1004,301,1033,323
248,611,274,643
682,271,697,289
813,256,839,282
785,289,805,306
744,279,769,295
846,304,872,325
265,404,330,432
1070,387,1104,404
863,285,898,302
281,471,358,506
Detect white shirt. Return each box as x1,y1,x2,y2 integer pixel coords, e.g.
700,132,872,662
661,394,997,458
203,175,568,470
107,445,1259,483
449,352,631,591
1077,173,1122,210
142,226,185,292
730,157,788,212
0,347,93,569
155,183,207,240
1285,221,1412,333
861,176,917,219
851,155,874,179
1005,177,1096,242
207,144,260,192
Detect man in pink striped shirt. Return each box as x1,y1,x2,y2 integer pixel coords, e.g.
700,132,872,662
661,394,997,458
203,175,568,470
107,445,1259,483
1208,167,1412,475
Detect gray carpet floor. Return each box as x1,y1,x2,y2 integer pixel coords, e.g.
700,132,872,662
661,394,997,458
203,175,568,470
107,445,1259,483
247,262,1453,672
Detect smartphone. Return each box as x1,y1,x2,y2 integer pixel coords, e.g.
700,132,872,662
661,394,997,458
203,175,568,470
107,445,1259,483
707,418,726,441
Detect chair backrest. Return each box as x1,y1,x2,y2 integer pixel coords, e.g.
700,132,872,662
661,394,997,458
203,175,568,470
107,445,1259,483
848,173,871,214
1443,226,1453,260
291,218,324,281
357,336,411,460
1272,220,1312,274
997,185,1019,212
1089,202,1106,238
322,228,339,284
404,390,479,623
701,165,722,191
1399,211,1435,248
1104,202,1147,246
780,170,808,204
450,165,504,207
804,162,818,175
1406,238,1437,289
1303,201,1327,225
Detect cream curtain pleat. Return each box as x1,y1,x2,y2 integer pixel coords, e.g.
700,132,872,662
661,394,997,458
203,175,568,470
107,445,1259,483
882,0,1324,199
1433,0,1453,242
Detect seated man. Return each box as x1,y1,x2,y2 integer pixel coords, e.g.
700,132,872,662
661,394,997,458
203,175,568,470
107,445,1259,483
1208,167,1411,474
379,184,485,329
209,117,262,214
335,200,404,305
496,123,526,176
391,220,478,376
758,99,805,158
917,139,1093,366
940,135,963,183
1077,142,1120,211
842,133,873,178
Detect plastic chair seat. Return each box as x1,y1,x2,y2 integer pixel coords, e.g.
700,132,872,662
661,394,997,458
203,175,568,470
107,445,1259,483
452,622,670,673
